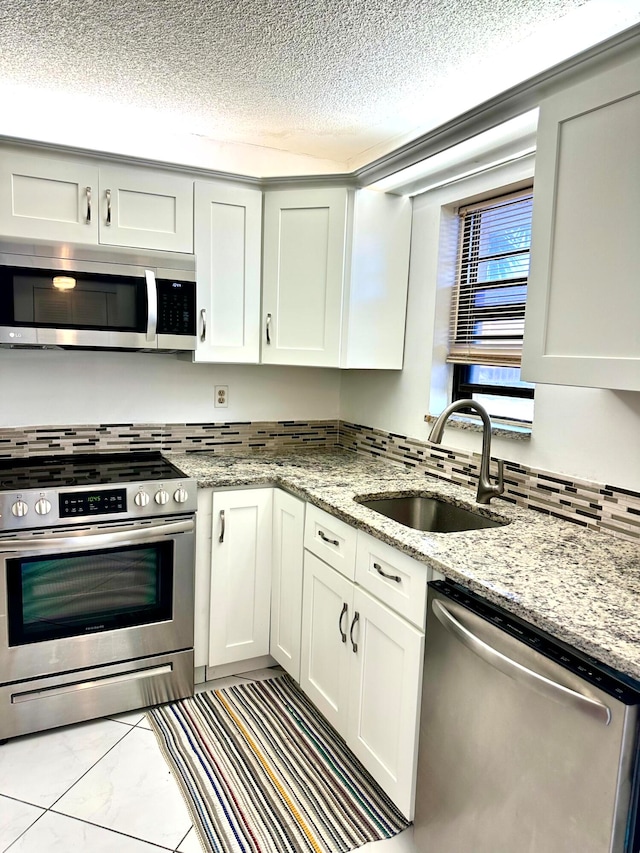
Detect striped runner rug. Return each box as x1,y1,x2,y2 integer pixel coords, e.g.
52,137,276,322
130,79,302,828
147,674,410,853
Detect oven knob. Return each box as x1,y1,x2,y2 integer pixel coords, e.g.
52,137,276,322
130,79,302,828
173,487,189,504
11,499,28,517
154,489,170,505
35,498,52,515
134,491,150,507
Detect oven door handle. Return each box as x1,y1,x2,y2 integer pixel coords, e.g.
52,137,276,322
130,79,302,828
0,518,194,554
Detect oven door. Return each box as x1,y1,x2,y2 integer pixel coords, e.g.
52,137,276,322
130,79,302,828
0,516,195,684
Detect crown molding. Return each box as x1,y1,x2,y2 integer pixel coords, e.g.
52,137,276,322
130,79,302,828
1,23,638,192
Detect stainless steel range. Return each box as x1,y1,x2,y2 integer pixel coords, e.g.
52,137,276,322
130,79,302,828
0,452,197,741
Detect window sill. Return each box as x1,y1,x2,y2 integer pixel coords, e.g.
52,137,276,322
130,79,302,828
424,413,532,441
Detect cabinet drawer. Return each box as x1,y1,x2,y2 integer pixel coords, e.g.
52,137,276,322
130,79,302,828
304,504,357,579
355,531,428,629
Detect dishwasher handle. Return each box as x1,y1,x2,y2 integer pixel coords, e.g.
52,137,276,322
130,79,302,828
432,598,611,726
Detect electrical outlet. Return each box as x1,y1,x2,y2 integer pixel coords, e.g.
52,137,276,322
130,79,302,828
214,385,228,408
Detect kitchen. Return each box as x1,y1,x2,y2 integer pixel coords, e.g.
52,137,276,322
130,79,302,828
0,1,639,851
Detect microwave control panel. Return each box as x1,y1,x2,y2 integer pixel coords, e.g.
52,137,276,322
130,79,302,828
156,280,196,336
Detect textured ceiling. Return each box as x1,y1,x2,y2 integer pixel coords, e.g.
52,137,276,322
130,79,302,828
0,0,638,173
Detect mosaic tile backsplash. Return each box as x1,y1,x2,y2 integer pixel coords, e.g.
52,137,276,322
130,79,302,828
0,419,637,542
0,420,339,457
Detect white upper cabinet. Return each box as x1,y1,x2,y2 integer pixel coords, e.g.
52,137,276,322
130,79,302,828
0,148,194,253
98,166,193,253
262,187,347,367
262,187,411,369
192,180,261,363
0,152,99,243
522,52,640,391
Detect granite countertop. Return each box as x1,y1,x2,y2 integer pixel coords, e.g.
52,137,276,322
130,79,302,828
169,448,640,683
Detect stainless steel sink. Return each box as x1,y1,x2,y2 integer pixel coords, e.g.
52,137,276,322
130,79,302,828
356,495,507,533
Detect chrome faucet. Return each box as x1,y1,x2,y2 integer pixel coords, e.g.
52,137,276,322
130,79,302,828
428,400,504,505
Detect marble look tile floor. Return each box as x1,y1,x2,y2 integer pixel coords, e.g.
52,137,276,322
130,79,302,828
0,669,416,853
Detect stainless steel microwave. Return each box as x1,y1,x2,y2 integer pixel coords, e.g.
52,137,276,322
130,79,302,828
0,239,197,351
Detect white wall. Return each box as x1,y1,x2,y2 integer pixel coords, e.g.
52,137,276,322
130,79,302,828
1,349,341,426
340,158,640,492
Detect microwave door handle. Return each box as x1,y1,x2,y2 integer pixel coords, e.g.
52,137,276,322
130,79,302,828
145,269,157,343
0,518,194,554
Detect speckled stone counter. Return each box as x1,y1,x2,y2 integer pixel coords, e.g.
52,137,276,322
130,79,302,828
169,449,640,683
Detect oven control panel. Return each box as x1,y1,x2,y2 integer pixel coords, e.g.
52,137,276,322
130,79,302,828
0,479,197,531
59,488,127,518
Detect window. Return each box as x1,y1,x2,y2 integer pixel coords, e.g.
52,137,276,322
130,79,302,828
448,189,534,423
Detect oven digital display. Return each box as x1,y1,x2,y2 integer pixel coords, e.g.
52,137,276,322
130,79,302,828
59,488,127,517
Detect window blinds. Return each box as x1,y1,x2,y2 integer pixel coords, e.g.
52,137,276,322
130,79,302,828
448,189,533,367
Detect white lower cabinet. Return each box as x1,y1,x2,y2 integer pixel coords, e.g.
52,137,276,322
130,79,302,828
194,487,427,819
300,544,425,820
300,551,353,732
208,488,273,667
346,585,424,819
270,490,306,680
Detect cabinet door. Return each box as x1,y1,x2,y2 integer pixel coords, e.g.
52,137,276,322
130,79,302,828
0,152,99,243
522,52,640,391
193,180,261,363
209,489,273,667
342,190,411,369
262,188,347,366
270,490,305,680
98,166,194,252
347,587,424,820
300,551,352,736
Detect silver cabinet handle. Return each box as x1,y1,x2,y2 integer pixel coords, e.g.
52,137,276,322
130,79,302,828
218,510,225,543
86,186,92,224
200,308,207,343
318,530,339,546
338,602,348,643
349,611,360,653
266,313,272,345
373,562,401,583
106,188,112,225
432,598,611,725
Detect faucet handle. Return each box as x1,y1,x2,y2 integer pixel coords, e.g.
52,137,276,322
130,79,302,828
495,459,505,496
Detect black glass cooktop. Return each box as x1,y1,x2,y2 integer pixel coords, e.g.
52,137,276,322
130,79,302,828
0,452,187,492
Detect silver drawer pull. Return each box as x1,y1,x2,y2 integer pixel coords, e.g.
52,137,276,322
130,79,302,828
338,602,348,643
349,611,360,653
106,188,112,225
266,312,272,345
373,562,401,583
318,530,339,546
86,186,92,223
200,308,207,342
218,510,225,543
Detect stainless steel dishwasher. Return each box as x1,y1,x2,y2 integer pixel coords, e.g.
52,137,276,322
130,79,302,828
414,581,640,853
